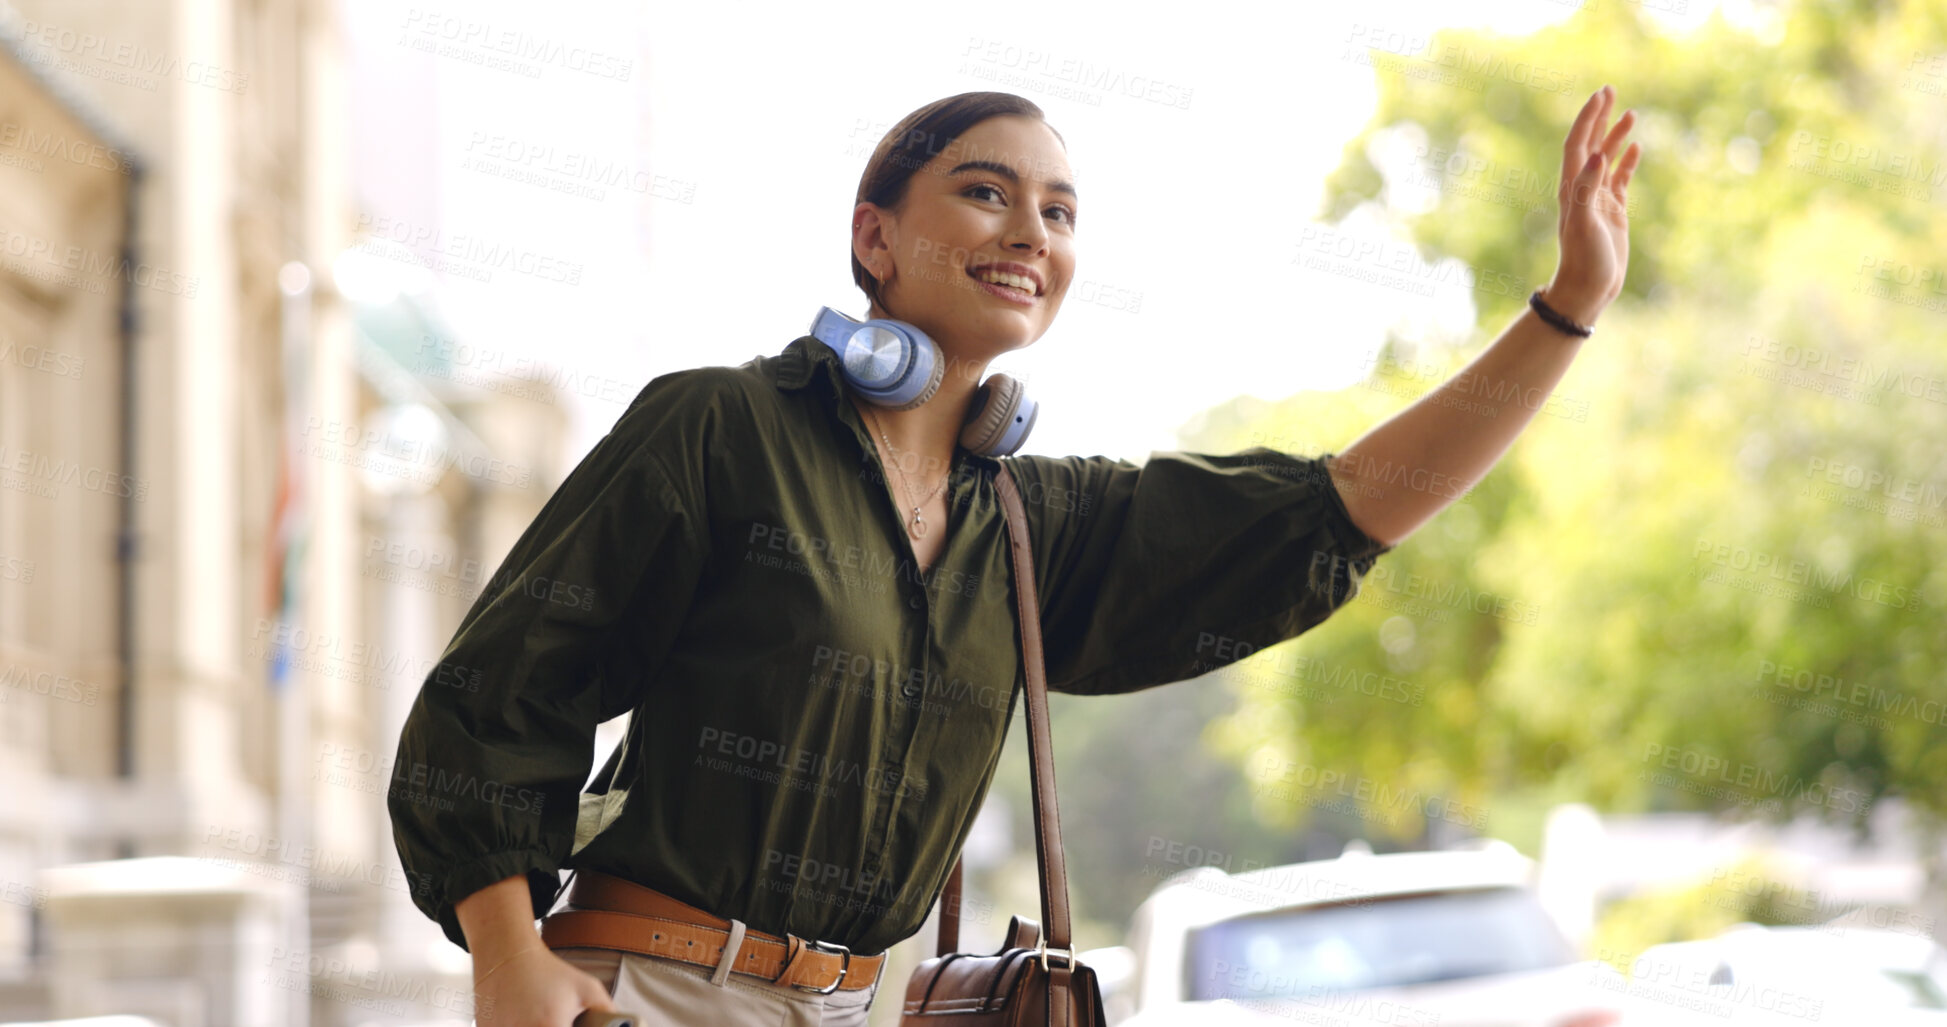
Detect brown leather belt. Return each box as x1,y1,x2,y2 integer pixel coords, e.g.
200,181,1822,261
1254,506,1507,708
538,870,884,993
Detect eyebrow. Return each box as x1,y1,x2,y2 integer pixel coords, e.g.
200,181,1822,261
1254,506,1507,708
946,159,1078,201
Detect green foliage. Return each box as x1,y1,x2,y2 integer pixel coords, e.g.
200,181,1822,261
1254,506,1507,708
1587,856,1778,973
1191,0,1947,856
1586,853,1876,974
986,0,1947,951
988,679,1371,951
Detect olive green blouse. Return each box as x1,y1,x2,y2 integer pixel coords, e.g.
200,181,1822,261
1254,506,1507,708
386,333,1393,956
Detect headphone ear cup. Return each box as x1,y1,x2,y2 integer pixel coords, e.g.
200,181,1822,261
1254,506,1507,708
879,343,944,411
959,373,1024,454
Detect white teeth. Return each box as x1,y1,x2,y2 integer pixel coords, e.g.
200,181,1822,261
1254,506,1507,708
974,268,1038,296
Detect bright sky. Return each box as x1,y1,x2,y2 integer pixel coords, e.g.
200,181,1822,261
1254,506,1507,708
342,0,1732,464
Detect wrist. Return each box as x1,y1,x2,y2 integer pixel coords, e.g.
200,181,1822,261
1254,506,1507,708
470,932,545,968
473,942,548,984
455,875,546,966
1537,283,1604,328
464,917,547,969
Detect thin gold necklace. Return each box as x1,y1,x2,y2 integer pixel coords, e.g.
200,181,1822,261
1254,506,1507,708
860,403,950,539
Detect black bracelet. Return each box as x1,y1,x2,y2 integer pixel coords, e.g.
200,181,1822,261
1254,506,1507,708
1529,289,1593,338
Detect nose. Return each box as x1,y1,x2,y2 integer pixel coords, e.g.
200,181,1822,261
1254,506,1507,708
1003,204,1049,255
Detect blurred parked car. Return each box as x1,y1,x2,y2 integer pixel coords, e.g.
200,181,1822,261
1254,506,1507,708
1615,922,1947,1025
1112,840,1625,1027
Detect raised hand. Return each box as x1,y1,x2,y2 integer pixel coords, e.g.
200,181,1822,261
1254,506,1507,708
1544,84,1642,328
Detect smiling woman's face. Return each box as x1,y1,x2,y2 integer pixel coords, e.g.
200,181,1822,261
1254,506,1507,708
854,114,1077,364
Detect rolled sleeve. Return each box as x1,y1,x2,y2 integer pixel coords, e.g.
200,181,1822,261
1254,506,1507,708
1004,447,1393,697
387,370,723,951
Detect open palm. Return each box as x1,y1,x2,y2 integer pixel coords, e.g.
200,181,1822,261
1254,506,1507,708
1549,84,1641,324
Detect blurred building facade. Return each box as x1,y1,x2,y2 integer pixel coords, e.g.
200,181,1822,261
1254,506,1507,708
0,0,566,1023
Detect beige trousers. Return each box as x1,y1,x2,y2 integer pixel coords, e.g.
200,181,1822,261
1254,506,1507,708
552,945,881,1026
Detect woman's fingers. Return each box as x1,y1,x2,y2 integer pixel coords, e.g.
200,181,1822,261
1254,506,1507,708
1587,108,1636,218
1610,140,1642,208
1560,91,1596,192
1600,108,1635,165
1567,146,1607,221
1561,85,1613,208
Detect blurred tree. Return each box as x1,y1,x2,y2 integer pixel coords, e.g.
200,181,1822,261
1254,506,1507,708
988,0,1947,950
1182,0,1947,876
985,679,1393,951
1585,855,1789,971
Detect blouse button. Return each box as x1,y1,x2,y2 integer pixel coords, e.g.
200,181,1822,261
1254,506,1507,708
908,594,923,611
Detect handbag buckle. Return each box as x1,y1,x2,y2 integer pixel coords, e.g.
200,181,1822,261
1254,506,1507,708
1035,939,1074,972
799,938,852,995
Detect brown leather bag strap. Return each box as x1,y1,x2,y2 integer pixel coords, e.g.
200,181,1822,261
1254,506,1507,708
932,464,1075,964
993,461,1073,954
936,859,961,958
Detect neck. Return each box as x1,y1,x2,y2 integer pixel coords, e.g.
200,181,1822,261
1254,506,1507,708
851,302,996,478
850,368,982,482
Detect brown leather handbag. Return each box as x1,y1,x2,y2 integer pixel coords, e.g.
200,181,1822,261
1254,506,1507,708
900,462,1107,1027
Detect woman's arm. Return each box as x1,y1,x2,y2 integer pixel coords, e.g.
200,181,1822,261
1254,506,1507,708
1324,288,1587,548
388,370,720,954
1327,85,1642,549
455,874,547,967
457,873,623,1024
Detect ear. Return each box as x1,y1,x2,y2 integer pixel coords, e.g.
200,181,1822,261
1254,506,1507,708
853,202,896,284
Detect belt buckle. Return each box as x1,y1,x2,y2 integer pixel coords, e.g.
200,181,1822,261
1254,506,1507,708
798,938,852,995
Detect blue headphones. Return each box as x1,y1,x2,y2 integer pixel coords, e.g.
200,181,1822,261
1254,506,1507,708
809,306,1038,457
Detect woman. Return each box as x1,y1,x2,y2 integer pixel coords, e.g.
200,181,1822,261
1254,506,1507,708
387,88,1639,1027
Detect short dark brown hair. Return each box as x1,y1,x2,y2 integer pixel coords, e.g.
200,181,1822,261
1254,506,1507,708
851,92,1064,311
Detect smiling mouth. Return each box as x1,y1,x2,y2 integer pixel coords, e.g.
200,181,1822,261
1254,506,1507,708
966,266,1040,300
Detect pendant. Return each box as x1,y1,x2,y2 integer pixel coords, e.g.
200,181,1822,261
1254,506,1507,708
909,507,929,538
